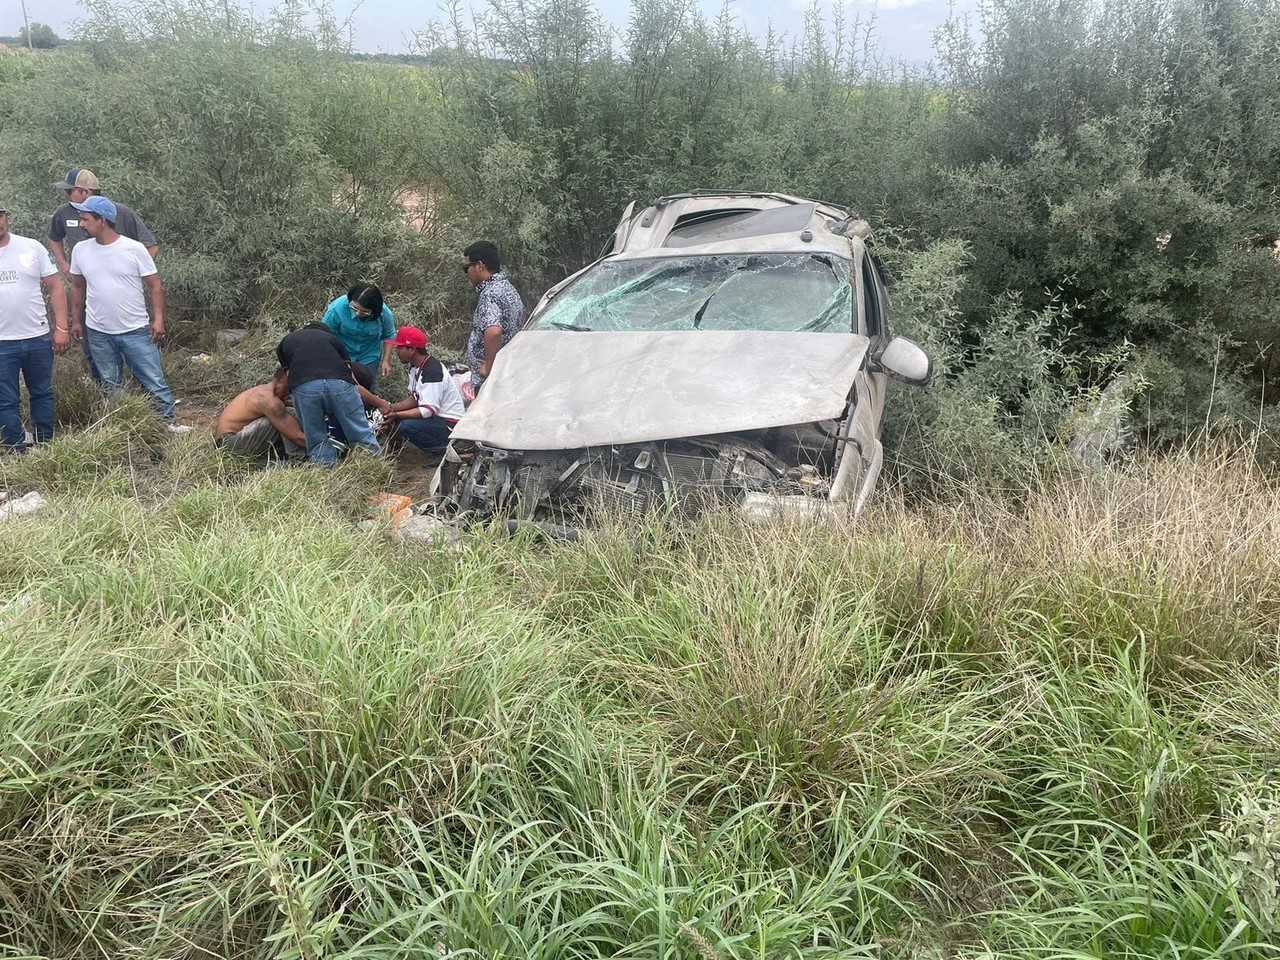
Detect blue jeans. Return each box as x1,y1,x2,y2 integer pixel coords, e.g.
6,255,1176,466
82,328,104,384
291,378,381,467
327,408,376,448
85,326,177,422
395,415,452,452
0,334,54,451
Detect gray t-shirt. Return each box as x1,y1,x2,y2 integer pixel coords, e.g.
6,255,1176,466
49,200,158,256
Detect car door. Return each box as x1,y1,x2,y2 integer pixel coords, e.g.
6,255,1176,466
829,244,887,506
859,250,891,422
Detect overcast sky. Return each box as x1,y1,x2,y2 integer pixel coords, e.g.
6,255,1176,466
8,0,980,65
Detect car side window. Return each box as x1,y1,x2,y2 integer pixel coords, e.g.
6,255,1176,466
860,255,888,339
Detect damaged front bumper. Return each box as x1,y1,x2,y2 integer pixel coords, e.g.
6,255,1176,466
437,426,862,529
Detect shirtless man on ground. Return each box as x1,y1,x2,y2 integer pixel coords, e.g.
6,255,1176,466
214,366,306,460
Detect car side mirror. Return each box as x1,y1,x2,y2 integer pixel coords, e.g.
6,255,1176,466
871,336,932,385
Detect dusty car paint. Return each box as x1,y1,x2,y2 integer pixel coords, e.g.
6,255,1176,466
451,331,870,449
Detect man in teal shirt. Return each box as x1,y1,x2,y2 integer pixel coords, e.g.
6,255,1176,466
321,282,396,387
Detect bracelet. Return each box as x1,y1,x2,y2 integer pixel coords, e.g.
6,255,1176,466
55,327,70,333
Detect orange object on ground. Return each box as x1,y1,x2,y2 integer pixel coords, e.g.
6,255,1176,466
368,493,413,529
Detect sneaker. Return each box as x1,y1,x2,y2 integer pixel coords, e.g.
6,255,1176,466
166,423,194,435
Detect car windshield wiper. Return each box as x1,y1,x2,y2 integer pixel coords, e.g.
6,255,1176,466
692,292,715,329
812,254,839,280
548,321,592,331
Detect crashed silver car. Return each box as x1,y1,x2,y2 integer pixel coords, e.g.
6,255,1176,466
438,191,932,523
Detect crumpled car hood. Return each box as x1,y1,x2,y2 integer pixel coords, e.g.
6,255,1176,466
452,330,868,450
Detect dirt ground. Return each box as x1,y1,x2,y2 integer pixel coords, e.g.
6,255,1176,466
382,443,442,503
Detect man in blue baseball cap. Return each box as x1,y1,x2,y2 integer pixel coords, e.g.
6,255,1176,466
68,195,191,434
47,166,158,384
47,167,158,278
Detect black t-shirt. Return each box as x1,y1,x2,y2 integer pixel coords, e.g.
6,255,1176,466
349,361,378,413
276,325,353,389
49,200,158,253
349,361,375,391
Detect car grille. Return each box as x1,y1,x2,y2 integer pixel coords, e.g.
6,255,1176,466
580,471,652,514
661,450,728,487
575,443,756,516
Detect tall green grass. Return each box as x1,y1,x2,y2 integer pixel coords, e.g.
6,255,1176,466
0,431,1276,957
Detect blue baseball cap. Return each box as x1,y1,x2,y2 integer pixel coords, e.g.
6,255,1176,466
71,195,117,222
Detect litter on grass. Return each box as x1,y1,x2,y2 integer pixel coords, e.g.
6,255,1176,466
0,491,48,520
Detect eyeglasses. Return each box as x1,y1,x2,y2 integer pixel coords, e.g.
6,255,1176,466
462,262,477,274
349,300,373,318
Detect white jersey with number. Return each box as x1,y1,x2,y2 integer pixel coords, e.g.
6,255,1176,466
70,235,157,334
0,234,58,340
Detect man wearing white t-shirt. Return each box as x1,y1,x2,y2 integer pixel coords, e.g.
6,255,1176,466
68,196,189,433
0,206,70,451
377,325,465,467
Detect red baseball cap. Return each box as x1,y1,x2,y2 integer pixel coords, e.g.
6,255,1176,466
386,326,428,349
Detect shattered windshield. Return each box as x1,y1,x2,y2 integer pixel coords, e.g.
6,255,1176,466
529,254,853,333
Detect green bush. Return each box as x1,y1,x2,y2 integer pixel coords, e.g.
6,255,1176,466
2,0,1277,473
0,0,450,330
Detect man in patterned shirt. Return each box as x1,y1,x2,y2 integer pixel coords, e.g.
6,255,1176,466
462,240,524,393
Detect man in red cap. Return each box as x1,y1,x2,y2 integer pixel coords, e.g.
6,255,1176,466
380,325,465,466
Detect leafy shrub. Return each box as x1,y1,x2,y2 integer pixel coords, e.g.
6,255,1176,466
877,236,1086,491
0,0,448,329
2,0,1277,465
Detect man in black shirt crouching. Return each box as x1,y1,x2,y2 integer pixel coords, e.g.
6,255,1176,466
276,322,380,466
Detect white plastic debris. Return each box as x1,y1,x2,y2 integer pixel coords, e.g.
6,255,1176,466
395,515,465,549
0,491,47,519
740,492,833,522
0,591,35,629
1068,375,1134,469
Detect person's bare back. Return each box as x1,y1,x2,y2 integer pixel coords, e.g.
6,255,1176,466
216,383,277,438
216,374,305,448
